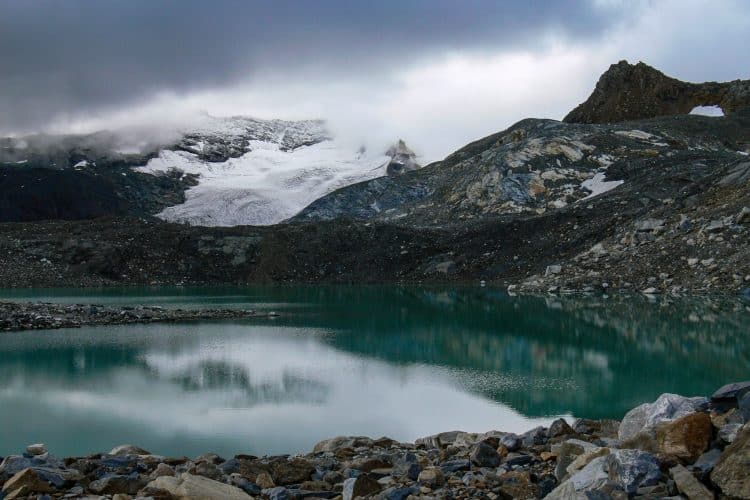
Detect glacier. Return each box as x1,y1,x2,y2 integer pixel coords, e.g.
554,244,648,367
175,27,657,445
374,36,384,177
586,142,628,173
135,116,393,226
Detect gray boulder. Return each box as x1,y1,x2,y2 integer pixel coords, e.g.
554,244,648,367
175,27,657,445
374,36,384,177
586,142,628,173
618,393,708,441
606,449,662,495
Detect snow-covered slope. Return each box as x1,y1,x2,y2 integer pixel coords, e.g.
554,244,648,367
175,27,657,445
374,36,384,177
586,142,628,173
135,116,392,226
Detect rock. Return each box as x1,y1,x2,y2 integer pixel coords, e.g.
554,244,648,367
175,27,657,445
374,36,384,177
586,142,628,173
618,393,709,441
385,140,420,176
712,381,750,414
521,426,547,446
566,447,611,477
656,412,713,462
1,468,55,495
635,219,665,232
25,444,48,456
255,471,276,489
712,424,750,497
109,444,151,456
415,431,468,449
642,287,659,295
470,442,500,467
265,486,291,500
192,460,224,481
692,448,723,480
719,423,743,443
342,474,381,500
670,464,715,500
417,466,445,487
548,418,575,438
271,458,315,485
313,436,374,453
229,474,262,496
498,470,539,499
148,472,252,499
545,264,562,276
149,463,176,480
500,434,521,452
384,485,420,500
563,60,750,124
89,474,145,495
606,449,662,495
549,455,610,498
740,392,750,422
440,459,471,473
554,439,601,480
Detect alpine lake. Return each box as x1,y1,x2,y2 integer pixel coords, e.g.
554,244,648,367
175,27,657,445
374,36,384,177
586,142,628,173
0,285,748,458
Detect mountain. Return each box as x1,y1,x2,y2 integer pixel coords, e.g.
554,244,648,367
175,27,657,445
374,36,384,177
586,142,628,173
292,110,749,227
0,116,419,225
563,60,750,124
1,61,749,295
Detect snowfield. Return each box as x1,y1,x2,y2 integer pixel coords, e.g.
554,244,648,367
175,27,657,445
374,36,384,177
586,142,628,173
135,117,391,226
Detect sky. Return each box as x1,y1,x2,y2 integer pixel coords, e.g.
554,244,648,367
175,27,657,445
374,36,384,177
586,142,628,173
1,0,749,162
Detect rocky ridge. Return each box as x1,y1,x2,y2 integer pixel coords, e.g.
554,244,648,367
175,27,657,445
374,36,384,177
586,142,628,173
564,60,750,124
1,382,749,499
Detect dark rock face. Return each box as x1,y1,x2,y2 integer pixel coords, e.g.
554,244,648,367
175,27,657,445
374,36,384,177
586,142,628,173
385,140,420,176
564,60,750,124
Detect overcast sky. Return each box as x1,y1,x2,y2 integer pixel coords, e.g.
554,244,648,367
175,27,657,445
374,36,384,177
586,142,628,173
1,0,748,161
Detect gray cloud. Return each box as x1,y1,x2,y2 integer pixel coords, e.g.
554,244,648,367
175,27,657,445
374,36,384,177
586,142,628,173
0,0,626,132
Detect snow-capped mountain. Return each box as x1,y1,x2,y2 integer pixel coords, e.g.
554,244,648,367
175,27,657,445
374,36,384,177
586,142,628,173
135,115,404,226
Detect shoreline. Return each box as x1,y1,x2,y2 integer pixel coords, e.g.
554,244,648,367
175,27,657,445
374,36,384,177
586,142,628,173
1,383,748,499
0,301,277,332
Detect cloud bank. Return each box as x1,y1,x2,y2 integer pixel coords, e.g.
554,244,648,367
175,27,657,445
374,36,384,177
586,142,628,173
0,0,748,161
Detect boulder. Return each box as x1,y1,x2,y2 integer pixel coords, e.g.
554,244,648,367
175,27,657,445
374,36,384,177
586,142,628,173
342,474,381,500
606,449,662,495
148,472,252,499
313,436,374,453
656,412,713,462
671,464,714,500
711,424,750,499
1,468,55,496
417,466,445,487
271,458,315,485
618,393,708,441
469,442,500,467
25,444,48,456
88,474,145,495
547,455,610,499
109,444,151,456
692,448,723,480
500,433,521,452
548,418,575,438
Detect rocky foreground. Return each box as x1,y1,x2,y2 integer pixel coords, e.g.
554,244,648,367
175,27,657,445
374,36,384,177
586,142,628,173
0,302,275,332
1,383,749,499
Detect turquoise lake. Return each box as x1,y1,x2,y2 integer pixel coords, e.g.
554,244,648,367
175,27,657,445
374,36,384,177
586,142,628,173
0,286,748,457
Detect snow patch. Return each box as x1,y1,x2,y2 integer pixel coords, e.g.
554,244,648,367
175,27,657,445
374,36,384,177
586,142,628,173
689,105,724,117
581,172,624,200
615,130,653,140
73,160,89,168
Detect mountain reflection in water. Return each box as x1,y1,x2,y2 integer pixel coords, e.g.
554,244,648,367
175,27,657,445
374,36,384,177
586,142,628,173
0,286,747,457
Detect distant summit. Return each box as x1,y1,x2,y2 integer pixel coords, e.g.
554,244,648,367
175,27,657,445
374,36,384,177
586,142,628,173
564,60,750,123
385,140,420,176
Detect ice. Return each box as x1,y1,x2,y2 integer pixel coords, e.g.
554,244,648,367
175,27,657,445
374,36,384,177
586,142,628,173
137,138,389,226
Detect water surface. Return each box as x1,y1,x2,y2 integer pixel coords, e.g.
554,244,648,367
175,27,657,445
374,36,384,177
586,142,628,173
0,286,748,457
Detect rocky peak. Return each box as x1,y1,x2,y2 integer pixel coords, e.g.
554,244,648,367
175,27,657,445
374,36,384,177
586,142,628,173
564,60,750,123
385,139,420,176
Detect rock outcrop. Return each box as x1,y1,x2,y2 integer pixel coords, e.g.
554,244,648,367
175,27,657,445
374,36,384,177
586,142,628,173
564,60,750,123
385,139,420,176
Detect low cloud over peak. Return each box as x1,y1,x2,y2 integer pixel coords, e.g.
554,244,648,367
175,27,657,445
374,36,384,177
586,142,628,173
1,0,748,161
